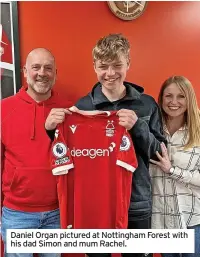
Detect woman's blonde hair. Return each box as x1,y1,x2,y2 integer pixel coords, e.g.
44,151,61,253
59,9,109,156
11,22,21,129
158,76,200,149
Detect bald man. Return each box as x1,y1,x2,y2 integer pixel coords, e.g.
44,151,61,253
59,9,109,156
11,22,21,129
1,48,71,257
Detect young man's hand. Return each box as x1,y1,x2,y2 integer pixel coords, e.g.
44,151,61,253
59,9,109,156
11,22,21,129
45,107,78,130
117,109,138,130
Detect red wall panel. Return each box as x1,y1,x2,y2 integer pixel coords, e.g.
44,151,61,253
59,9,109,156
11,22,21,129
18,1,200,104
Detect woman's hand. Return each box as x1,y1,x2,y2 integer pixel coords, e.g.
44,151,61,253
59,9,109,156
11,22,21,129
150,142,172,173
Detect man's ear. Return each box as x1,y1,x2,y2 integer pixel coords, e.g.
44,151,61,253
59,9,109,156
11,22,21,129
23,65,27,78
127,60,130,70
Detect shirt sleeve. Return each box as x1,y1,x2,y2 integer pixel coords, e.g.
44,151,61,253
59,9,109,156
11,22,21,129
116,130,138,173
51,124,74,175
169,166,200,188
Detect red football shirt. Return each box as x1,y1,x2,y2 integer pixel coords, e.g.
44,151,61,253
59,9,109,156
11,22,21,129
51,111,138,229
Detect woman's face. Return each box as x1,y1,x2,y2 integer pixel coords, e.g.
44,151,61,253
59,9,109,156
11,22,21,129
162,83,187,119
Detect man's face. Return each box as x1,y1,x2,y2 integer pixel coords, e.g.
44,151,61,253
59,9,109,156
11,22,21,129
23,50,56,96
94,54,129,91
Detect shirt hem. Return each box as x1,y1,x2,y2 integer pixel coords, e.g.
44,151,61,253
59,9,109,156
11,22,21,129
3,200,59,212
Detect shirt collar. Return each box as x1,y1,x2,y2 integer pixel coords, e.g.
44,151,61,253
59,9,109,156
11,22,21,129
163,123,187,134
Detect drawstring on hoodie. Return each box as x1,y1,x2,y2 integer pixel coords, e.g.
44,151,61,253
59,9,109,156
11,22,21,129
31,103,46,140
31,104,36,140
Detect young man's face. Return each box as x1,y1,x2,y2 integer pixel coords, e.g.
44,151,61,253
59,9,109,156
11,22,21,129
94,54,129,92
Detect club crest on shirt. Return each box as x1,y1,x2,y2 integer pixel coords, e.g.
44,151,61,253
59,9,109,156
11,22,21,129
120,135,131,151
106,120,115,137
53,142,67,158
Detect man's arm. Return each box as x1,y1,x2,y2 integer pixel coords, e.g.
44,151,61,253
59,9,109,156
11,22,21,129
129,105,166,162
1,141,5,203
1,141,5,173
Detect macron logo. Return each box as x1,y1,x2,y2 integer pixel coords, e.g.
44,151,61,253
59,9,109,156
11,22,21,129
69,125,77,134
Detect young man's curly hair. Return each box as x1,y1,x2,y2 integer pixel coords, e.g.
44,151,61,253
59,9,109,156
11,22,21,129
92,33,130,63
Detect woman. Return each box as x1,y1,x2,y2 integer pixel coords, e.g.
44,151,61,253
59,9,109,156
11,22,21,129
150,76,200,256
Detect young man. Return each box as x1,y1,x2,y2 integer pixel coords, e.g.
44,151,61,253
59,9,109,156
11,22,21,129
45,34,166,257
1,48,71,257
75,34,166,257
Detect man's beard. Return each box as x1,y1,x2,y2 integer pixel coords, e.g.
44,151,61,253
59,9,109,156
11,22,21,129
27,78,55,95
